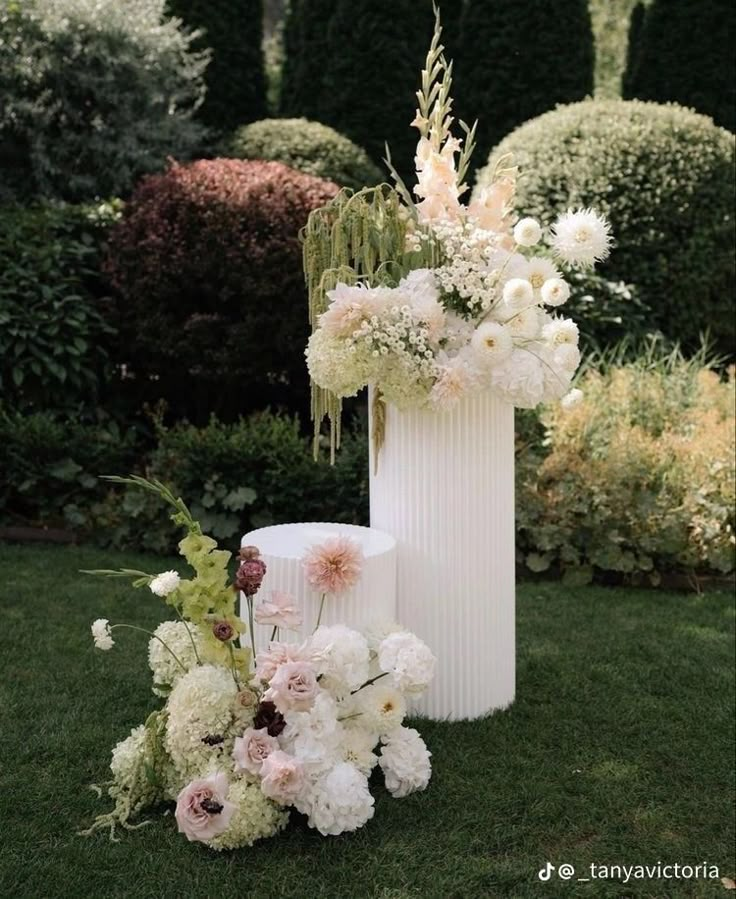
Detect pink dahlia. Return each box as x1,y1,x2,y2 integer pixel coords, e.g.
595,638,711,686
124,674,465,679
302,536,363,595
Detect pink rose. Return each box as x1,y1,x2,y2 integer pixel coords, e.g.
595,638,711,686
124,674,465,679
264,661,319,712
259,751,305,805
255,641,313,683
255,590,303,631
232,727,280,776
175,772,235,843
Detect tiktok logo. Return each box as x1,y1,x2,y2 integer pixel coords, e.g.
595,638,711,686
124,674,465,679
538,862,555,881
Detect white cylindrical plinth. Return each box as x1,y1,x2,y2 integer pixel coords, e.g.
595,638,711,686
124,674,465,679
369,390,515,720
240,523,397,651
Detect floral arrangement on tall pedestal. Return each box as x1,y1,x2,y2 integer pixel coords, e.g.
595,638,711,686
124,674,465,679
304,9,611,719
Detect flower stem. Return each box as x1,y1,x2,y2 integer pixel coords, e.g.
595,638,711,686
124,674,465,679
110,624,188,672
175,608,201,665
315,593,327,631
270,625,278,643
246,594,257,661
227,643,241,689
350,671,389,695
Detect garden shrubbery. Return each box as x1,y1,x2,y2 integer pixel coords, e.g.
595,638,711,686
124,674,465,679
227,119,383,191
480,100,736,353
0,0,208,201
517,350,736,584
0,202,121,412
105,159,339,422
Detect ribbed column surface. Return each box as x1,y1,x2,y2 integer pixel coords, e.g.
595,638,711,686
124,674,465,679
369,390,515,720
241,523,397,652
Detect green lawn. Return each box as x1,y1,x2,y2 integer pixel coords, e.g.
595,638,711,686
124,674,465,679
1,543,734,898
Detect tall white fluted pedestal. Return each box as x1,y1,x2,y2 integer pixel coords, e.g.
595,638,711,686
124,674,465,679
240,523,397,652
369,390,515,720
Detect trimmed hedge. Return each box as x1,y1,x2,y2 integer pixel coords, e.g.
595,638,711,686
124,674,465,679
227,118,383,191
166,0,267,131
105,159,339,421
623,0,736,133
480,100,736,353
455,0,594,165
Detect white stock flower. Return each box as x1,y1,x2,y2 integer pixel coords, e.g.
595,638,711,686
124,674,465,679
308,625,370,693
540,277,570,307
377,631,436,694
355,683,406,735
149,570,180,597
470,322,513,369
301,762,375,835
550,208,612,269
91,618,114,651
379,727,432,798
148,620,202,694
502,278,535,311
513,217,542,247
561,387,584,409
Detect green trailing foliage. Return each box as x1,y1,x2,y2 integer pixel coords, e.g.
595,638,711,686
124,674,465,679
166,0,267,131
481,99,736,354
623,0,736,133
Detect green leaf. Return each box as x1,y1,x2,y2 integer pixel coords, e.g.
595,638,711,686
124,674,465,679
222,486,257,511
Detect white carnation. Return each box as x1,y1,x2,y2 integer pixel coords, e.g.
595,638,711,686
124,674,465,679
91,618,114,651
513,217,542,247
355,683,406,735
308,625,370,693
149,570,180,597
148,621,203,695
490,349,546,408
540,277,570,307
379,727,432,798
378,631,436,694
301,762,375,836
550,208,612,269
469,322,513,369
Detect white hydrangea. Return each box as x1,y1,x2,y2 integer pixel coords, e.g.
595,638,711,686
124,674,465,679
149,570,181,597
361,619,405,652
109,722,167,813
300,762,375,836
110,725,147,785
340,729,379,776
148,621,203,696
550,208,612,269
378,631,436,694
306,329,371,397
379,727,432,798
308,625,370,693
165,665,238,783
206,779,288,851
490,349,546,408
280,692,344,776
355,683,406,736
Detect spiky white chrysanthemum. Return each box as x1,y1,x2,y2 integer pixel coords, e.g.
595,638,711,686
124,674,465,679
561,387,584,409
341,728,379,776
379,727,432,798
148,621,203,696
502,277,534,311
308,625,370,694
540,277,570,307
206,779,288,851
165,665,238,783
299,762,375,836
91,618,114,651
470,322,514,369
542,318,579,347
377,631,437,694
550,208,612,269
149,570,180,597
513,217,542,247
355,683,406,736
306,329,371,398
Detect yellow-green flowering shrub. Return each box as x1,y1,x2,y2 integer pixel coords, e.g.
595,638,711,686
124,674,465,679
517,353,736,584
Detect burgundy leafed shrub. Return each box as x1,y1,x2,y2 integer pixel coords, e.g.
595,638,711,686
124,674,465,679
105,159,339,421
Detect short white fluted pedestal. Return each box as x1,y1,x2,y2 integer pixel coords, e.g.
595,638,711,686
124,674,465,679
240,523,397,652
369,390,515,720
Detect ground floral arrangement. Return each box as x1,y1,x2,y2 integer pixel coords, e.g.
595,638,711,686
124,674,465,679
83,478,435,848
304,8,612,457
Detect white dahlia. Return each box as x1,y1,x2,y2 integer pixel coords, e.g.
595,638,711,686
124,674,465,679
379,727,432,798
355,683,406,736
301,762,375,836
377,631,436,694
550,208,612,269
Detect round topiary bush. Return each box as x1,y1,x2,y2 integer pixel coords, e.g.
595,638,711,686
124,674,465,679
227,118,383,192
105,159,339,421
478,100,736,353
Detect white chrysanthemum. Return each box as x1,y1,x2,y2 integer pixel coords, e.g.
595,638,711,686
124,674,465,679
379,727,432,798
470,322,513,369
355,683,406,736
148,621,203,695
91,618,114,651
502,277,534,311
521,257,562,296
561,387,584,409
542,318,579,347
300,762,375,835
308,625,370,694
206,779,288,851
305,329,371,397
165,665,238,783
550,208,612,269
553,342,581,373
280,692,344,775
377,631,436,694
341,729,379,776
490,349,546,408
513,217,542,247
149,570,180,597
540,277,570,307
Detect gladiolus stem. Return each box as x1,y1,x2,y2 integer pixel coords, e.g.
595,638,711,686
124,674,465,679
315,593,327,630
